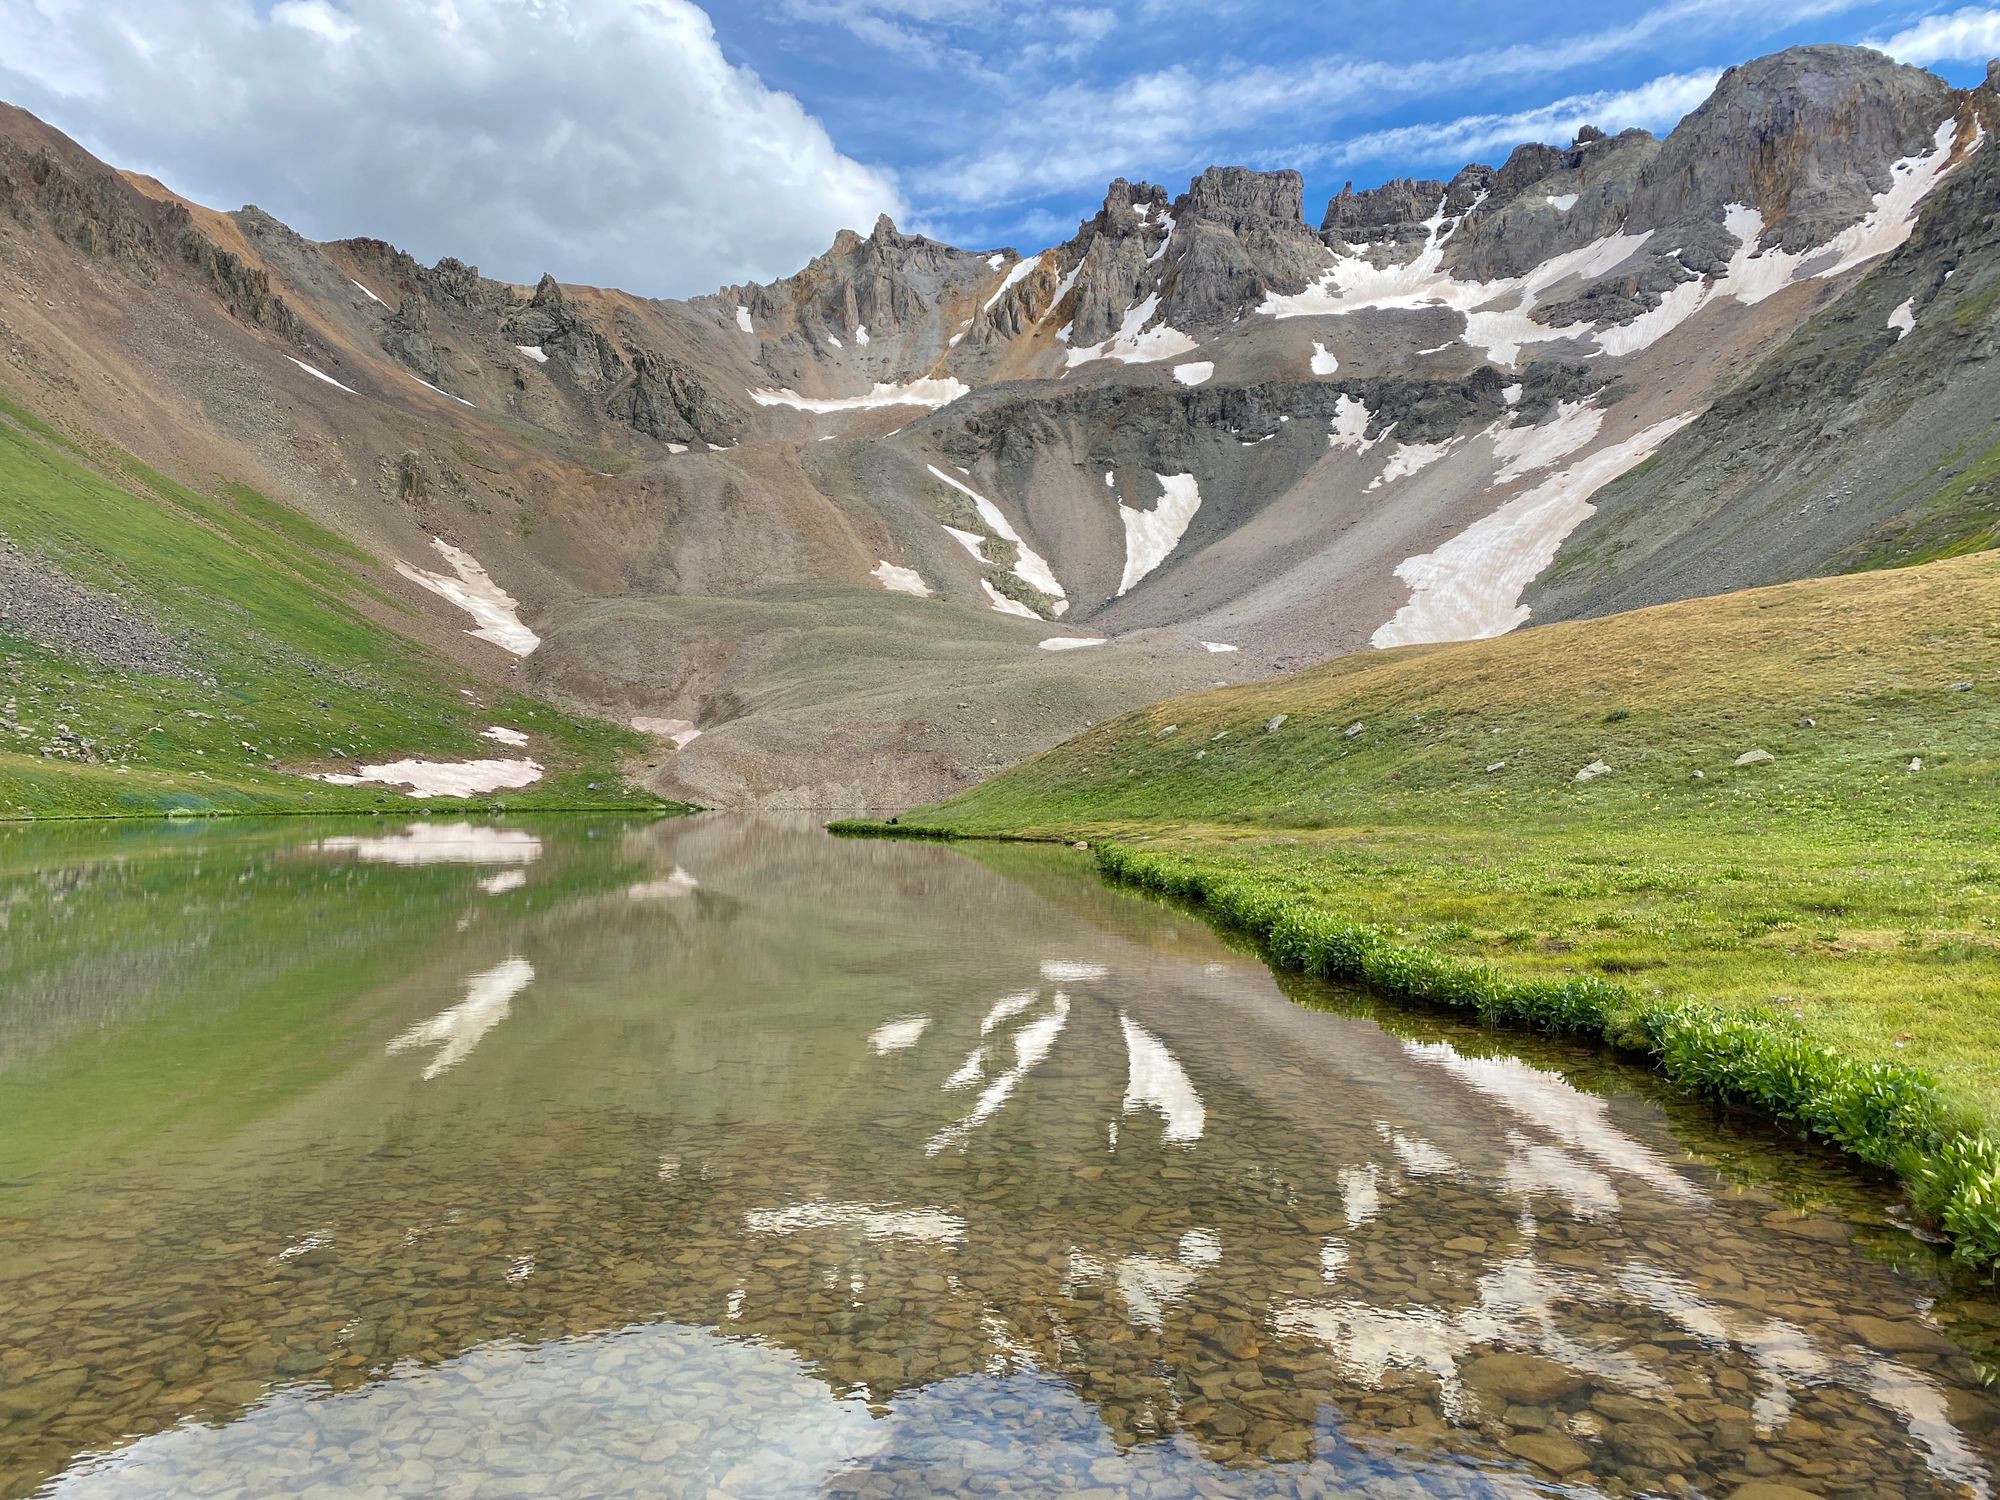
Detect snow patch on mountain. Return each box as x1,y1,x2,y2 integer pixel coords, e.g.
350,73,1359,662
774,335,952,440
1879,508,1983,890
1310,341,1339,375
315,758,545,798
984,252,1044,312
981,580,1040,619
1367,436,1462,491
1173,361,1214,386
751,378,971,412
1327,394,1380,451
1118,474,1202,595
1038,636,1106,651
515,343,548,363
395,539,541,656
735,305,753,333
1888,297,1917,337
286,356,359,395
1492,400,1605,484
929,465,1065,603
1065,293,1198,368
1372,414,1696,649
872,560,931,597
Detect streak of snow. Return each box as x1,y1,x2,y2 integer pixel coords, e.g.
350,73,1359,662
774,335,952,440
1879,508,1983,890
395,539,541,655
929,465,1065,601
1888,297,1917,338
735,304,753,333
350,278,386,306
287,356,358,394
514,344,548,363
1492,399,1604,483
983,251,1044,312
1065,293,1198,368
981,581,1039,619
1372,414,1694,648
631,716,702,749
942,525,988,561
411,375,474,407
1117,473,1201,594
872,559,931,597
1038,636,1106,651
1172,360,1214,386
750,378,970,412
1366,437,1460,491
855,324,869,345
1147,212,1176,263
481,725,530,746
1201,641,1238,653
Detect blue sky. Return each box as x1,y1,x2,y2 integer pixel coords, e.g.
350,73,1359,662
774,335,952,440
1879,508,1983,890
716,0,2000,252
2,0,1997,295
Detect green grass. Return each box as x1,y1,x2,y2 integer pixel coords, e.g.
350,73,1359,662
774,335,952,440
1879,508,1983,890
847,554,2000,1264
0,393,677,819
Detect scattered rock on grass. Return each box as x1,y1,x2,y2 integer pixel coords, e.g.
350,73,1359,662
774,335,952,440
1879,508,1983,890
1734,749,1775,767
1574,760,1611,782
1265,715,1288,733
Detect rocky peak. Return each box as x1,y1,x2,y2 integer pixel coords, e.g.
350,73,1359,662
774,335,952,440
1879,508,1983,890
1180,166,1306,232
1627,44,1958,253
502,271,623,389
1321,177,1450,246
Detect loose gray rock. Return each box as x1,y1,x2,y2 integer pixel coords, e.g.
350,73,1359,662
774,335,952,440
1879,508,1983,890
1734,749,1776,766
1264,714,1288,733
1574,759,1611,782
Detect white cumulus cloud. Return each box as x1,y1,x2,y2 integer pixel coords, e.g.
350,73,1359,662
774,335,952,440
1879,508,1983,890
1871,5,2000,65
0,0,905,297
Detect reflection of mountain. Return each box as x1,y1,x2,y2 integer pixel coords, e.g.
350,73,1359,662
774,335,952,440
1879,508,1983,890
4,818,1997,1499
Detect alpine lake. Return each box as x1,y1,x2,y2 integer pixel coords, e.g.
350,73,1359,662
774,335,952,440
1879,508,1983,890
2,814,1997,1499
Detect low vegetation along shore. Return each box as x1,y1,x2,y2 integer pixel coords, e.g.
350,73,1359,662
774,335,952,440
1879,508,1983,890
837,553,2000,1267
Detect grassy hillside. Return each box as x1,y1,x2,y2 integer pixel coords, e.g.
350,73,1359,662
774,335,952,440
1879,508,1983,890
852,555,2000,1258
0,393,671,818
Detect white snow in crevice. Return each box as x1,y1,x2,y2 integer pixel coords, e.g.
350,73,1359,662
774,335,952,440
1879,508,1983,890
1119,1013,1205,1144
929,465,1065,602
735,304,754,333
1366,436,1460,491
825,333,842,348
514,344,549,364
1501,383,1524,407
1038,636,1106,651
1147,211,1177,263
744,1201,964,1246
386,957,533,1079
1309,340,1339,375
350,278,387,306
983,251,1044,312
981,580,1040,619
631,716,702,749
395,538,541,655
1492,399,1604,484
1116,473,1201,595
1372,413,1694,649
666,442,689,454
1064,293,1199,368
481,725,530,746
1888,297,1917,338
872,559,931,597
1200,641,1238,653
855,324,869,346
869,1016,931,1054
315,823,542,867
1547,193,1579,212
313,758,545,798
1327,394,1380,451
411,375,475,408
942,525,988,562
749,378,970,412
286,356,359,395
1103,471,1116,488
985,252,1007,271
1172,360,1214,386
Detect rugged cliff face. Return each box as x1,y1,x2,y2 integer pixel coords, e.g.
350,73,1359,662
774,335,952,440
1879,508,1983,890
1,46,1995,806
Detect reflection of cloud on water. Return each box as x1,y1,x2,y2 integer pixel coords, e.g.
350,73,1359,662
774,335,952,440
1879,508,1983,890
1067,1229,1223,1331
316,823,542,867
385,957,534,1079
627,867,699,901
41,1323,890,1500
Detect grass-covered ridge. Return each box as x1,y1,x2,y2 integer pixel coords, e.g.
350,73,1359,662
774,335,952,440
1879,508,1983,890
851,554,2000,1263
0,392,674,818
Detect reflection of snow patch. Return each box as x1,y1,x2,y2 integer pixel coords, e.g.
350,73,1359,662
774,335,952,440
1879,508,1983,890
749,378,970,412
396,539,541,655
981,992,1037,1033
1117,473,1201,595
927,994,1069,1154
1040,960,1108,983
1119,1013,1205,1144
1372,413,1694,648
628,868,699,901
479,869,528,895
746,1201,964,1245
387,956,534,1079
316,823,541,866
872,560,931,597
314,758,544,798
1341,1165,1381,1227
869,1016,931,1054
